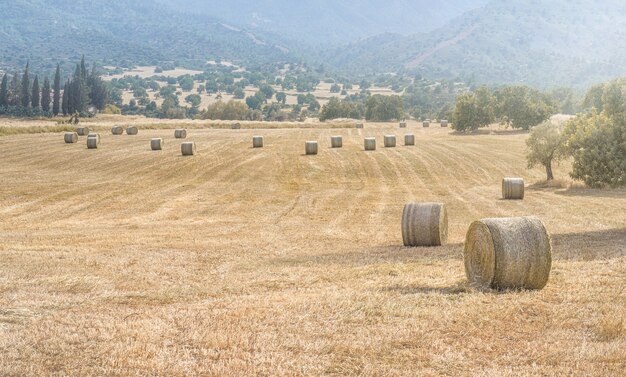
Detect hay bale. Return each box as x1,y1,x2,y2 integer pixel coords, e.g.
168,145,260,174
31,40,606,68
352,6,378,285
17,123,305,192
64,132,78,143
232,123,241,130
441,120,448,127
364,137,376,151
423,121,430,128
405,134,415,146
87,133,100,145
463,216,551,290
126,126,138,135
502,178,525,200
86,137,98,149
76,127,89,136
384,135,396,148
151,138,164,150
331,136,343,148
356,123,364,129
399,122,407,128
253,136,264,148
305,141,318,155
111,126,124,135
402,203,448,247
174,129,187,139
181,142,196,156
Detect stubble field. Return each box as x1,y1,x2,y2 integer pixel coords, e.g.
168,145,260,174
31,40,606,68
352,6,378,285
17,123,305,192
0,118,624,376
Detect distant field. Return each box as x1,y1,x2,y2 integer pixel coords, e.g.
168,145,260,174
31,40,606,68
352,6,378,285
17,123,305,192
0,118,624,375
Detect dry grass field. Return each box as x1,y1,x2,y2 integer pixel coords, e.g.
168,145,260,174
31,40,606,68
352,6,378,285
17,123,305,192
0,118,624,376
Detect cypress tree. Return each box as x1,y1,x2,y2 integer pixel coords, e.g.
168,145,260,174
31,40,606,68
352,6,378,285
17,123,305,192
0,74,7,107
9,72,20,106
53,64,61,116
31,75,40,109
41,77,51,112
80,55,87,79
21,62,31,108
62,80,69,116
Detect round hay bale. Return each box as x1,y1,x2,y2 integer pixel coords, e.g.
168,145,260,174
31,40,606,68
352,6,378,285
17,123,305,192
356,123,364,129
384,135,396,148
174,129,187,139
181,142,196,156
423,121,430,128
111,126,124,135
441,120,449,127
86,137,98,149
331,136,343,148
151,138,164,150
126,126,139,135
399,122,407,128
76,127,89,136
305,141,318,155
402,202,448,247
502,178,525,200
87,134,101,146
253,136,264,148
64,132,78,143
231,123,241,130
405,134,415,146
364,137,376,151
463,216,551,290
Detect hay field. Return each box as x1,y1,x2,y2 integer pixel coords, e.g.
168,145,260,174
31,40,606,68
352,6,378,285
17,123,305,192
0,119,624,376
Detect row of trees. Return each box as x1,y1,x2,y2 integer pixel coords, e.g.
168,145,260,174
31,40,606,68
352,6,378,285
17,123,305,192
0,57,109,117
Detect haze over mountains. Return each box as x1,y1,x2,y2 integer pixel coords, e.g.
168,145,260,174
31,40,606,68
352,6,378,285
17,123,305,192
1,0,625,87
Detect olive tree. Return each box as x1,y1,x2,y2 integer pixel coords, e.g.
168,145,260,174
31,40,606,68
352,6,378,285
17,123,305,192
526,119,567,181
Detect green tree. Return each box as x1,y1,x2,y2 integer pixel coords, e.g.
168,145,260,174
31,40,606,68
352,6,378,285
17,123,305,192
233,87,245,99
185,94,201,107
245,91,266,110
0,74,8,107
53,64,61,116
526,119,567,181
276,92,287,104
452,93,481,131
21,63,31,108
365,95,404,121
495,86,555,130
259,84,274,100
601,81,625,119
31,75,40,109
8,72,20,106
330,83,341,93
62,80,69,116
41,77,51,112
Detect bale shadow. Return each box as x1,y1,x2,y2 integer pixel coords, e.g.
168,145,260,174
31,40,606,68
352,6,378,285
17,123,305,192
551,228,626,261
381,282,467,295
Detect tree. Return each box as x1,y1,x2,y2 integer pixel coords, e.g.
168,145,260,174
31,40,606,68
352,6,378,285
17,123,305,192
495,86,555,130
8,72,20,106
276,92,287,104
179,76,194,91
0,74,7,107
53,64,61,116
233,87,245,99
526,119,567,181
365,95,404,121
41,77,51,112
246,92,266,110
21,62,31,108
31,76,40,109
259,84,274,100
330,83,341,93
452,87,495,132
185,94,201,108
62,80,69,116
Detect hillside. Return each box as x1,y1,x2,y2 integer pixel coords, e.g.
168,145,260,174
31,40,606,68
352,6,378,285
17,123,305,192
326,0,626,87
158,0,488,45
0,0,295,74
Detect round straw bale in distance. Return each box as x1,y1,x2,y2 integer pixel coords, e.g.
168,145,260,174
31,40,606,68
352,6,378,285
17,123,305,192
174,129,187,139
87,133,100,145
126,126,138,135
331,136,343,148
87,137,98,149
399,122,407,128
111,126,124,135
364,137,376,151
464,216,551,290
356,123,364,129
305,141,318,155
405,134,415,146
423,121,430,128
151,138,164,150
502,178,525,200
402,203,448,247
64,132,78,143
253,136,264,148
441,120,448,127
384,135,396,147
76,127,89,136
232,123,241,130
181,142,196,156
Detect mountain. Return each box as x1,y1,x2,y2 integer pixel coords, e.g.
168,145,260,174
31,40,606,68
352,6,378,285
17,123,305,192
157,0,488,45
325,0,626,87
0,0,295,74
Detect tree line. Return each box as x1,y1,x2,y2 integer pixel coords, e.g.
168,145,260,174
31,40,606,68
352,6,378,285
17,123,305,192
0,57,109,117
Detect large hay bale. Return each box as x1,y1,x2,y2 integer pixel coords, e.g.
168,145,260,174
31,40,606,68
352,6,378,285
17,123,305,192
331,136,343,148
441,120,448,127
174,129,187,139
87,133,101,145
423,121,430,128
463,216,551,290
111,126,124,135
253,136,264,148
76,127,89,136
126,126,139,135
502,178,525,200
399,122,407,128
402,202,448,247
86,137,98,149
305,141,318,155
64,132,78,144
405,134,415,146
356,123,364,129
384,135,396,148
232,123,241,130
151,138,164,150
181,142,196,156
364,137,376,151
